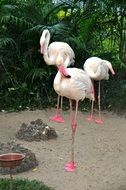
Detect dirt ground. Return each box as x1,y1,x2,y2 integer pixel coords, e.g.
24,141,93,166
0,108,126,190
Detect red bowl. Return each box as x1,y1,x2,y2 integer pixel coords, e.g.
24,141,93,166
0,153,25,168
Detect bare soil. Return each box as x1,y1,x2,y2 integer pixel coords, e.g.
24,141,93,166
0,108,126,190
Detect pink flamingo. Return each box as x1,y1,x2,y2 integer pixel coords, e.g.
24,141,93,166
83,56,115,124
40,29,75,123
53,58,94,172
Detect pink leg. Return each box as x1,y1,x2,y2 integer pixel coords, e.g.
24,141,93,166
50,95,65,123
86,80,95,121
86,100,95,121
69,99,73,123
95,81,104,124
65,100,78,172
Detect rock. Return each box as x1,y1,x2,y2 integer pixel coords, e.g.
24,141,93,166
15,119,57,142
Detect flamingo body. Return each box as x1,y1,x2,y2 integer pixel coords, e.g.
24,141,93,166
83,56,115,124
54,65,94,172
84,57,115,80
54,68,94,101
40,29,75,67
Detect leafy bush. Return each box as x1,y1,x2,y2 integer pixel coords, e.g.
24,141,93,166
0,178,54,190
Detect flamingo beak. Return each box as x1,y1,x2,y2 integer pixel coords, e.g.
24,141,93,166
111,68,115,75
58,65,71,78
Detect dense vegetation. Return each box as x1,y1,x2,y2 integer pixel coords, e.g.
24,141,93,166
0,178,54,190
0,0,126,112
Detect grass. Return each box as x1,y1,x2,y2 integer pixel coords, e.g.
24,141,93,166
0,178,54,190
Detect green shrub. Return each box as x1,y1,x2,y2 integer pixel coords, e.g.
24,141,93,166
0,178,54,190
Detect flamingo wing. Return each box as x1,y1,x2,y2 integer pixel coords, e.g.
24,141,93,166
54,68,93,101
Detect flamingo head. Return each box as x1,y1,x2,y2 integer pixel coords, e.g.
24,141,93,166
103,60,115,75
108,64,115,75
40,29,50,54
90,83,95,101
85,89,95,101
89,94,95,101
90,92,95,101
40,34,45,54
56,60,71,78
110,67,115,75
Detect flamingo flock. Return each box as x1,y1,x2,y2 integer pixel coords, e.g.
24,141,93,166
40,29,115,172
40,29,75,123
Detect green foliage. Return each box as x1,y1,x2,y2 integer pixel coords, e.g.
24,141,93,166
0,0,126,112
0,178,54,190
101,69,126,112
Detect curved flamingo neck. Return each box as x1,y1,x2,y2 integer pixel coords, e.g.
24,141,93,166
43,32,52,65
87,68,101,79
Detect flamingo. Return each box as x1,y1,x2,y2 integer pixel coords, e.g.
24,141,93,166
53,57,94,172
40,29,75,123
83,56,115,124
